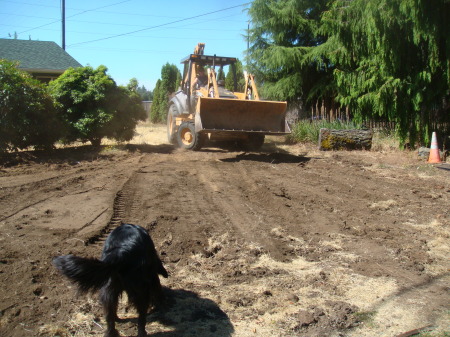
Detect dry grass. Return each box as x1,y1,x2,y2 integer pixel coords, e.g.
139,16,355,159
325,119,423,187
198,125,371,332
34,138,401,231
405,218,450,276
371,130,401,151
370,199,398,210
102,121,168,146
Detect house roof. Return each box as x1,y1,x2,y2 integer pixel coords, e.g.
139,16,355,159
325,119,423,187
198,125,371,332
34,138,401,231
0,39,82,74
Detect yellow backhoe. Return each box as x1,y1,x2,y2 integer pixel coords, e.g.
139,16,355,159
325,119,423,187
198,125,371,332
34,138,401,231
167,43,290,150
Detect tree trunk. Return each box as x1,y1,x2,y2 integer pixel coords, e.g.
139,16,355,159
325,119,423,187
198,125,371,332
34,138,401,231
319,128,373,150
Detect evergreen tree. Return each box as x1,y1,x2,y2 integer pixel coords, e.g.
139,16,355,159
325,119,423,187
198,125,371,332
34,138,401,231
225,59,245,92
128,78,152,101
127,77,139,92
248,0,449,145
217,67,225,81
150,63,181,123
150,79,162,123
247,0,330,107
321,0,450,145
138,85,152,101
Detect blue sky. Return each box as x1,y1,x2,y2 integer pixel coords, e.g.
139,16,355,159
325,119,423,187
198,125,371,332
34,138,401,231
0,0,251,90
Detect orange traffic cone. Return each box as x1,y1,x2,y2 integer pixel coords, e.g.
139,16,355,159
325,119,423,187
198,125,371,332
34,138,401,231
428,132,442,163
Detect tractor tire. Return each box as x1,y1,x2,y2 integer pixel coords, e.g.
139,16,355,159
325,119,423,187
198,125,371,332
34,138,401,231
176,122,204,151
240,134,265,151
167,104,178,144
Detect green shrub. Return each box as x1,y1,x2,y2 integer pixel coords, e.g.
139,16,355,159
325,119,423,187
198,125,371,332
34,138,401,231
287,119,362,144
0,59,60,153
49,66,146,146
106,83,147,142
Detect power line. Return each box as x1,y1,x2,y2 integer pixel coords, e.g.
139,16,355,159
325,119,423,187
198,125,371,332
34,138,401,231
0,12,58,20
1,12,240,29
7,0,132,36
0,0,183,19
67,0,131,18
0,11,174,29
0,0,60,9
69,12,243,30
0,0,180,18
67,2,250,47
0,23,242,35
79,9,182,19
1,1,248,40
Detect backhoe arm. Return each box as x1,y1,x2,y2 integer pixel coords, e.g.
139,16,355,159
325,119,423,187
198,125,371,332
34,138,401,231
243,71,260,101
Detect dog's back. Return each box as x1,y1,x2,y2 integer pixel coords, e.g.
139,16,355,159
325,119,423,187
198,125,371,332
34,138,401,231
102,223,168,278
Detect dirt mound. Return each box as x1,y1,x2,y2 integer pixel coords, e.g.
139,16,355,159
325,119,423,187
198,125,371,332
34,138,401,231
0,124,448,336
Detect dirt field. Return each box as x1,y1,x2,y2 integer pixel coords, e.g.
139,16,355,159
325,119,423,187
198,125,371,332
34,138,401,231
0,123,449,337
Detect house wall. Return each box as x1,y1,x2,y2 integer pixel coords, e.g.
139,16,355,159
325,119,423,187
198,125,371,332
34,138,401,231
31,72,63,83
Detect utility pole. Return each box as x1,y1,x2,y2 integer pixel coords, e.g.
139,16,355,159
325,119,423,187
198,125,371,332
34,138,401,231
62,0,65,50
247,21,250,51
246,21,251,68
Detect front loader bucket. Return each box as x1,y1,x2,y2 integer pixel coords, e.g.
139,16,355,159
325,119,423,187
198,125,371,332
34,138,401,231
196,97,290,134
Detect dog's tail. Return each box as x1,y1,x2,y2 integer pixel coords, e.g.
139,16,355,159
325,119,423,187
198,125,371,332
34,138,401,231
53,255,112,293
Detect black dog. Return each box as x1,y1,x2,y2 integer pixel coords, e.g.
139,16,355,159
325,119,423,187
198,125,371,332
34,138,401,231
53,223,168,337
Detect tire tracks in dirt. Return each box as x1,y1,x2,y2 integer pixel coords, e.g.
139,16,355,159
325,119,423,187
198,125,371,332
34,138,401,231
195,158,302,261
101,150,313,262
83,158,147,246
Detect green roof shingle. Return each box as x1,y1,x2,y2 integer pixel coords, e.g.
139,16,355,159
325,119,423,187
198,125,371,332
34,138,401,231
0,39,82,72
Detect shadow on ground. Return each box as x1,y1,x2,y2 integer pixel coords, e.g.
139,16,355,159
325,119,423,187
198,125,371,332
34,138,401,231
220,152,310,165
0,144,175,167
119,288,234,337
436,163,450,171
124,144,174,154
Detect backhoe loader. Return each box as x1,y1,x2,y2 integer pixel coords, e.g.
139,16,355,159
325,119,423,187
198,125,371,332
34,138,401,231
167,43,290,151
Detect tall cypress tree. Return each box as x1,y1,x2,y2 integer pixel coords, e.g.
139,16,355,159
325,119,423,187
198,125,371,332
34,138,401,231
150,63,181,123
225,59,245,92
150,79,162,123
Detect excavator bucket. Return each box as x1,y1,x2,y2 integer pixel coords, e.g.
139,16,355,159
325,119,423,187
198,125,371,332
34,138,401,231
196,97,290,134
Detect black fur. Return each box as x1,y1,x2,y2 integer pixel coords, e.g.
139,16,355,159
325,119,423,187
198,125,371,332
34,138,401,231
53,223,168,337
